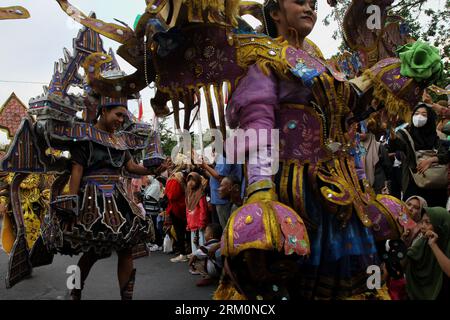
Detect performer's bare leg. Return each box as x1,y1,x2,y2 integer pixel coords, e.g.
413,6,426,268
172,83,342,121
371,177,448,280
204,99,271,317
70,250,99,300
117,248,136,300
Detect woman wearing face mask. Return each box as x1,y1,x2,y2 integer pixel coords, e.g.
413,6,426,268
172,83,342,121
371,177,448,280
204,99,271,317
389,104,449,207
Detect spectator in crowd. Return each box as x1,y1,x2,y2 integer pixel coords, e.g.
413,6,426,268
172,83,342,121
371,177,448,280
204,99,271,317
133,191,146,217
143,176,163,251
405,207,450,300
380,239,408,300
360,119,393,194
218,175,243,213
191,150,219,225
389,104,449,207
402,196,428,248
200,151,244,229
188,223,223,286
423,89,450,119
185,172,209,257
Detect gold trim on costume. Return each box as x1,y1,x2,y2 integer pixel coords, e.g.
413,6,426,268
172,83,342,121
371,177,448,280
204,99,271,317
245,180,274,198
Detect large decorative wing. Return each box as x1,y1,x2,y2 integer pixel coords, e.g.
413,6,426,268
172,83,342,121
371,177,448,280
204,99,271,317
55,0,133,43
55,0,155,102
330,0,412,72
0,6,30,20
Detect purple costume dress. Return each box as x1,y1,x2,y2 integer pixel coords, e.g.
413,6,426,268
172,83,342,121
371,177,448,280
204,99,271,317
225,56,381,298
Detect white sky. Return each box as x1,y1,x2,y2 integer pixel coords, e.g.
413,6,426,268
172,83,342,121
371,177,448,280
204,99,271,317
0,0,444,145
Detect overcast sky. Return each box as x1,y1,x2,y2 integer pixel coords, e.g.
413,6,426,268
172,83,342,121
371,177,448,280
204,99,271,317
0,0,443,145
0,1,339,116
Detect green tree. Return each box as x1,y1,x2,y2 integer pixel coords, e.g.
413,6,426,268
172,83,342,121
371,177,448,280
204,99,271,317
158,117,178,156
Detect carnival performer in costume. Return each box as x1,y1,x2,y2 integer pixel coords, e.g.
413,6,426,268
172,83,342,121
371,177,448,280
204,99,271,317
219,0,440,299
222,0,374,299
1,7,167,295
52,0,441,300
66,95,168,300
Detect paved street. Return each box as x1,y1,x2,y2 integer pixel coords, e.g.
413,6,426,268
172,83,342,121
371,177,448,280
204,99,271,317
0,248,215,300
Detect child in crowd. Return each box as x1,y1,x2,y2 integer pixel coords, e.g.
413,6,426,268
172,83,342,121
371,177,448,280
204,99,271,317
133,191,146,217
188,223,223,286
185,172,209,257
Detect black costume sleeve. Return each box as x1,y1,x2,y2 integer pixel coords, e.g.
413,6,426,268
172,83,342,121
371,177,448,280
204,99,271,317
124,150,132,165
70,142,90,167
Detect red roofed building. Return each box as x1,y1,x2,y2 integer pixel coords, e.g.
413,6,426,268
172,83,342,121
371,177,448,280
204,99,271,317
0,92,28,156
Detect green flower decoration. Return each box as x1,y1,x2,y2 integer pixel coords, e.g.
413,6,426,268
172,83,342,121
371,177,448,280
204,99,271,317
397,41,443,83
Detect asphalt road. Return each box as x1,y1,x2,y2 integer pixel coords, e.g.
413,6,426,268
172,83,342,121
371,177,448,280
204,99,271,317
0,247,215,300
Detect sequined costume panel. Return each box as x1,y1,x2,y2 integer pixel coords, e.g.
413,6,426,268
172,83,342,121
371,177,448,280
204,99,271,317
226,63,378,298
44,141,154,256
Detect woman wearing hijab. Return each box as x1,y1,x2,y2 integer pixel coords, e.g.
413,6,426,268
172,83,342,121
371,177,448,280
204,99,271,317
185,172,209,258
405,207,450,300
402,196,428,247
360,119,393,194
389,104,449,207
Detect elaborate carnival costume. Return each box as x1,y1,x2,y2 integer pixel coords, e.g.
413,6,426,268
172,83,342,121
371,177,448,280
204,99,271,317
1,17,163,297
53,0,442,299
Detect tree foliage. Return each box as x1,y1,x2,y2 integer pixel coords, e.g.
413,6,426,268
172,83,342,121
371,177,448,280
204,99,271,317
158,117,178,156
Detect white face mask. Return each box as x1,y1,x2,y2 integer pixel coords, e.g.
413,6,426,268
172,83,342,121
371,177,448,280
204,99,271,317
413,115,428,128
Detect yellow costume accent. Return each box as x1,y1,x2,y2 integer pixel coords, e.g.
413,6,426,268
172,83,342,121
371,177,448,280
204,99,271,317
1,211,15,254
0,6,30,20
2,174,49,250
213,281,247,300
363,63,413,122
344,284,391,300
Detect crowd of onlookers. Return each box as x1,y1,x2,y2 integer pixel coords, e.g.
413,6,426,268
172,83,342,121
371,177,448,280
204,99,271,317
1,91,449,299
129,90,450,298
131,151,244,287
352,91,450,300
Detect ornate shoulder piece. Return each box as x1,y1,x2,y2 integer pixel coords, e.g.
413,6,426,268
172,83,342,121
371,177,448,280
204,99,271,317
305,38,325,60
236,34,291,78
363,40,443,122
363,58,421,121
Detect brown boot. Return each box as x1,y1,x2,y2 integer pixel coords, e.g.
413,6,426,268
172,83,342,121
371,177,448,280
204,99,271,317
120,269,136,300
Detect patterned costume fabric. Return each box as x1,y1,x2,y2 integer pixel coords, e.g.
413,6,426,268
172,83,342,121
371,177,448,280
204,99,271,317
49,0,443,300
0,15,159,288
